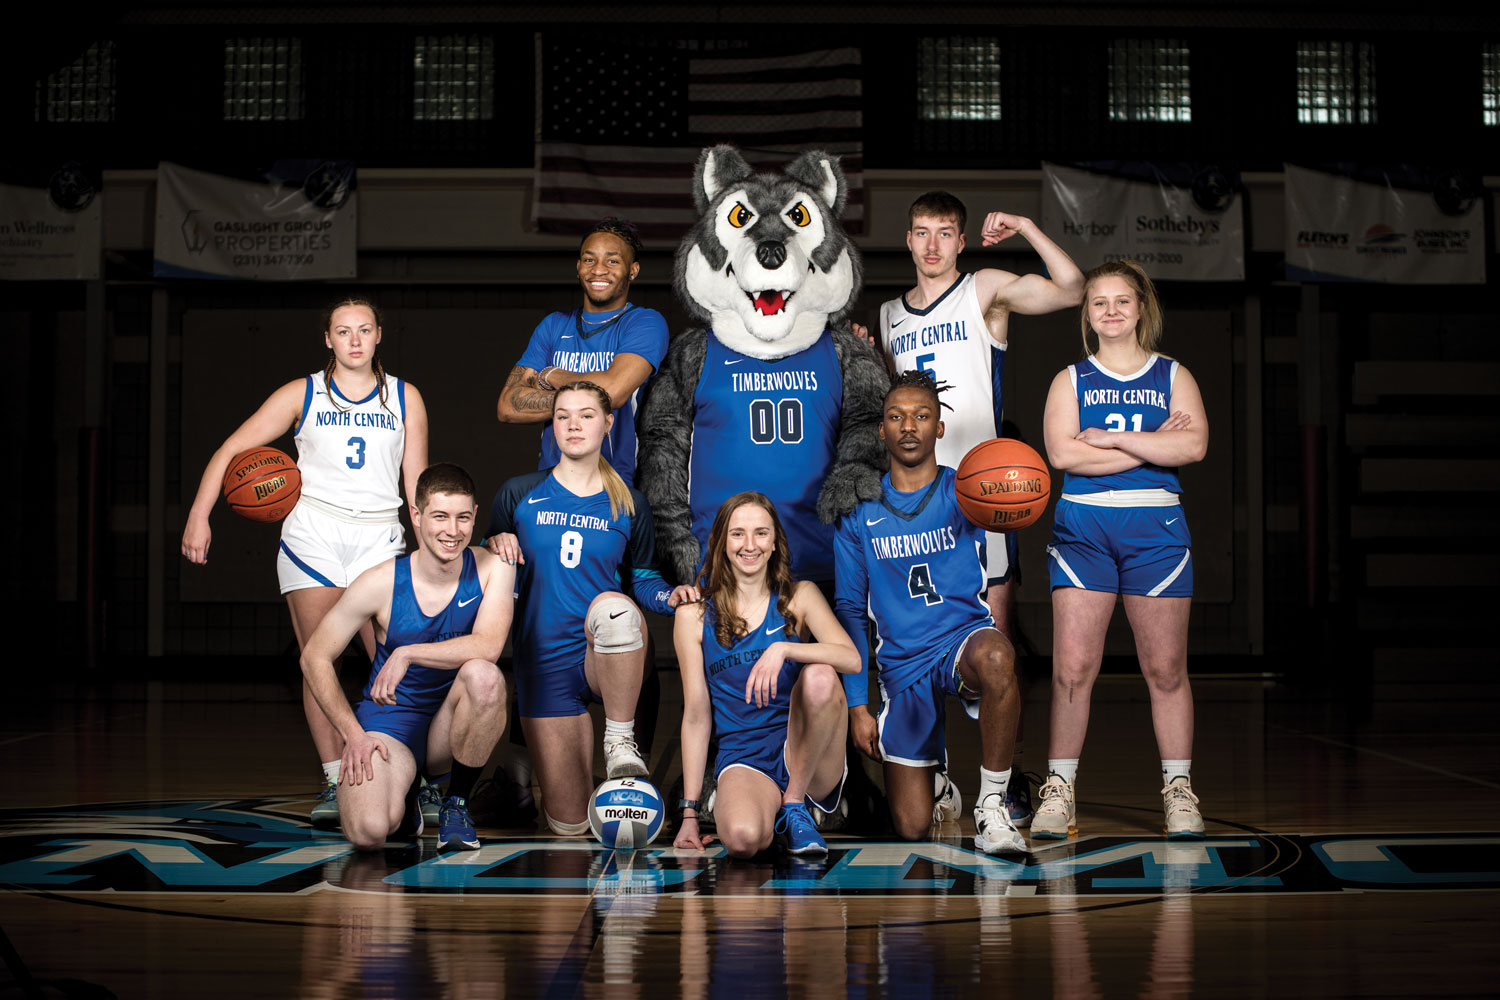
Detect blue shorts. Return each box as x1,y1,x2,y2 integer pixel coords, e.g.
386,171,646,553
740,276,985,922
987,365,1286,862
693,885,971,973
354,701,437,774
876,626,992,768
1047,500,1193,598
716,734,846,814
516,660,599,718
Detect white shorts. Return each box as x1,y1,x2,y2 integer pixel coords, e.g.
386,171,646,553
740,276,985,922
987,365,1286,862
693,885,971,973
276,500,405,594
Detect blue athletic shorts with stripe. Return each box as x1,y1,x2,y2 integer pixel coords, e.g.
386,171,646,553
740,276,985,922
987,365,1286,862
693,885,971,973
716,732,847,814
276,501,406,594
876,625,992,768
515,658,599,718
1046,499,1193,598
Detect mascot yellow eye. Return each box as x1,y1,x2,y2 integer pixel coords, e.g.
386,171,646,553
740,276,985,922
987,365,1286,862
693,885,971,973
786,203,811,227
728,203,753,228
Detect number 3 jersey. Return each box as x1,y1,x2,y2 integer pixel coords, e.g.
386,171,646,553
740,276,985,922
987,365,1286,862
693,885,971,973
294,371,408,515
1063,354,1182,495
487,471,673,677
833,467,993,706
689,332,843,582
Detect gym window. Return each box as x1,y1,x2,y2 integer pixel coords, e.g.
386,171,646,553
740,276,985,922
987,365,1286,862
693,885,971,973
1108,38,1192,123
1296,41,1377,125
1484,43,1499,126
413,34,495,121
223,37,304,122
917,37,1001,121
35,40,115,122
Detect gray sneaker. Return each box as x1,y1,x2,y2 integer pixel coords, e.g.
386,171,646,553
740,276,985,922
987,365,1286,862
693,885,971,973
1030,774,1076,840
419,777,443,828
310,780,340,830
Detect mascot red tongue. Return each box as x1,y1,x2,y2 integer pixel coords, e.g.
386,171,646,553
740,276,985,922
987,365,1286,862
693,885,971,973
638,145,890,587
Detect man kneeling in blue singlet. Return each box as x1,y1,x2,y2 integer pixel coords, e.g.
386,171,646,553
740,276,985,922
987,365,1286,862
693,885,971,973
301,463,516,852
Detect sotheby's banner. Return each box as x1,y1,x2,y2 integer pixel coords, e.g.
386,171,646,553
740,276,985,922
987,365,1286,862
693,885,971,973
0,163,101,280
1284,164,1485,284
153,161,357,280
1040,162,1244,281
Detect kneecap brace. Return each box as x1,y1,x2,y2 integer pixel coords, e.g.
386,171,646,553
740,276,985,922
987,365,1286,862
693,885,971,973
544,809,592,837
587,596,644,654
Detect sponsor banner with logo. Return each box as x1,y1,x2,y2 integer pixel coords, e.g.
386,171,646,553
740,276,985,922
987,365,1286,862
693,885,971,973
0,163,102,280
153,161,357,281
1284,164,1486,284
1040,162,1244,281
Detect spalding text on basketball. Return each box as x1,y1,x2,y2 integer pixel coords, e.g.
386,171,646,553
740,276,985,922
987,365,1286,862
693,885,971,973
978,477,1045,496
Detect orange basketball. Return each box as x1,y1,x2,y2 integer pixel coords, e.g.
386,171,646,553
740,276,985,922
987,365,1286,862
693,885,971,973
954,438,1052,533
222,447,301,522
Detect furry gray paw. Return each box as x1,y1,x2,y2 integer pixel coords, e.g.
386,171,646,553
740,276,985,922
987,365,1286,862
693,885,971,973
817,465,884,524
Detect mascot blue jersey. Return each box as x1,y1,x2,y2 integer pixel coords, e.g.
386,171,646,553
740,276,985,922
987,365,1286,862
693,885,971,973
702,598,802,755
516,305,669,485
1063,354,1182,495
362,549,482,714
691,332,844,582
487,471,673,677
834,467,993,707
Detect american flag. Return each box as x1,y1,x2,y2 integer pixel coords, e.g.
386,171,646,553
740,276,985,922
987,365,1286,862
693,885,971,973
532,36,863,239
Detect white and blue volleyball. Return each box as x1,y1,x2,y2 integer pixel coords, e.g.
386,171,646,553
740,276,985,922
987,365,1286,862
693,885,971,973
588,778,664,849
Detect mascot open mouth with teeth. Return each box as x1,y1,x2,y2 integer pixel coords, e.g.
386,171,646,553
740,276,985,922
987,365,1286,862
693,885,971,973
638,145,890,586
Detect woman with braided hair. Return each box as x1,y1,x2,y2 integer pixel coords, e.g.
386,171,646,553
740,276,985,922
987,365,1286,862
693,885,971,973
182,298,429,826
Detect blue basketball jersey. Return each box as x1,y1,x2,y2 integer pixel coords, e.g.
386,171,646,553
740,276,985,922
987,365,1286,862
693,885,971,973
702,597,801,754
690,332,844,582
487,471,670,677
834,467,993,704
516,304,669,486
362,548,482,715
1063,354,1182,494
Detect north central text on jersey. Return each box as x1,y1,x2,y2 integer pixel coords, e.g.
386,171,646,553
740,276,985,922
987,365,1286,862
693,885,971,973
888,320,969,357
1082,387,1168,408
312,410,400,430
870,526,958,561
534,511,613,532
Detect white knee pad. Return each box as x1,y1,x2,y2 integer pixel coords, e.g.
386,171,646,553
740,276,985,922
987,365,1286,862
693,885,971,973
544,809,592,837
587,596,644,654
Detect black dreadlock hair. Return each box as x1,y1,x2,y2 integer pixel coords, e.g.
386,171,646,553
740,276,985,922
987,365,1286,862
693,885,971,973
582,217,644,261
887,369,954,413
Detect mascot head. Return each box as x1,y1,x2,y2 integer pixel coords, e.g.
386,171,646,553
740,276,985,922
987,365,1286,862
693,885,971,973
675,145,862,361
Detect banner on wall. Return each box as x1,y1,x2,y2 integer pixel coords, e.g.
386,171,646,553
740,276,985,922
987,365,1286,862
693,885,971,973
1284,164,1485,284
0,162,101,280
1040,162,1244,281
153,161,357,280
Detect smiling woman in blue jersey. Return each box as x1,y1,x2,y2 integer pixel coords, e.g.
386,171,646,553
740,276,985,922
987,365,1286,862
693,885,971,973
1035,259,1211,842
486,381,686,837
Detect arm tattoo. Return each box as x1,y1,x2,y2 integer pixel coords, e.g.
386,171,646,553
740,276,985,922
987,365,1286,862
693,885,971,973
503,366,555,413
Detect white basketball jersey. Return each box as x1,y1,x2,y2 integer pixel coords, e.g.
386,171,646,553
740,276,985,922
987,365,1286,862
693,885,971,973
879,273,1005,467
293,371,407,516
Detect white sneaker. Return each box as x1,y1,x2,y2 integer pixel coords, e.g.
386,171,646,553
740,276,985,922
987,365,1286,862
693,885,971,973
1031,774,1076,840
1161,776,1204,839
973,795,1027,855
603,736,647,779
932,770,962,824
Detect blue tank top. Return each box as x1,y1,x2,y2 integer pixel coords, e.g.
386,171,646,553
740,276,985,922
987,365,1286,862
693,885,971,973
1062,354,1182,494
363,548,482,714
691,332,844,582
702,597,801,754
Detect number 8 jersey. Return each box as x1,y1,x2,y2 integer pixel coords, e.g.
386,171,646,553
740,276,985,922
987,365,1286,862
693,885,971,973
1063,354,1182,495
294,371,408,515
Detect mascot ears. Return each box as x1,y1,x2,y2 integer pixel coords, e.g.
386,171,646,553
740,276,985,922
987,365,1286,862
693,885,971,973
694,144,847,218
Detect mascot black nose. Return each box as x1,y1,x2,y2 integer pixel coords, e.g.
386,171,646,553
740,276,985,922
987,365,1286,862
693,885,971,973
755,241,787,269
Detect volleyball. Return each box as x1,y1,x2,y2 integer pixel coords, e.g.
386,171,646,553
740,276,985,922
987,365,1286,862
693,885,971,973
588,778,664,850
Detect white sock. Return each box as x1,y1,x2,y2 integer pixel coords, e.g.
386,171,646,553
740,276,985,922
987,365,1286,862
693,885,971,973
1049,759,1079,784
978,766,1010,806
322,760,341,784
604,717,636,742
1161,760,1192,783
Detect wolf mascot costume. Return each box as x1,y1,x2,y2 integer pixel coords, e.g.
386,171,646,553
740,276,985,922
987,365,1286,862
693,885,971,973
639,145,889,586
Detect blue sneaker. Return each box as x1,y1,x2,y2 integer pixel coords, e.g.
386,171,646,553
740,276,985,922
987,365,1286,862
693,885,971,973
438,796,480,851
1005,771,1036,829
774,802,827,856
310,780,340,830
419,778,443,829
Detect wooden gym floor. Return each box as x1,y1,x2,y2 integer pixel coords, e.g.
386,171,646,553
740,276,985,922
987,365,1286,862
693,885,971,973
2,665,1497,998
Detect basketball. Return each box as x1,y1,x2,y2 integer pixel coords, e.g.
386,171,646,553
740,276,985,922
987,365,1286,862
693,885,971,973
954,438,1052,533
588,778,664,850
222,447,301,522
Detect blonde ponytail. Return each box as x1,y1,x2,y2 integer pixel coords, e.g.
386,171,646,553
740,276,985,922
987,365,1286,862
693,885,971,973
598,456,636,521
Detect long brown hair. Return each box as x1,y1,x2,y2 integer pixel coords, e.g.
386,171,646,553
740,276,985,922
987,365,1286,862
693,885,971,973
696,492,802,648
322,297,393,414
1078,259,1165,358
552,380,634,520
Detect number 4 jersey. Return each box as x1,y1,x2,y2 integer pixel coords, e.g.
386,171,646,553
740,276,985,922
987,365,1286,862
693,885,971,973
834,467,994,705
1062,354,1182,495
294,370,407,515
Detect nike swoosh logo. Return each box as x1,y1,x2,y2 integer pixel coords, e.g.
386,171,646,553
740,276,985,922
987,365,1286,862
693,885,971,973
610,610,629,619
458,595,479,607
1166,518,1178,525
866,517,885,526
765,624,784,635
559,335,573,339
388,529,399,543
891,318,907,328
1078,372,1092,378
527,496,551,504
724,359,743,365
